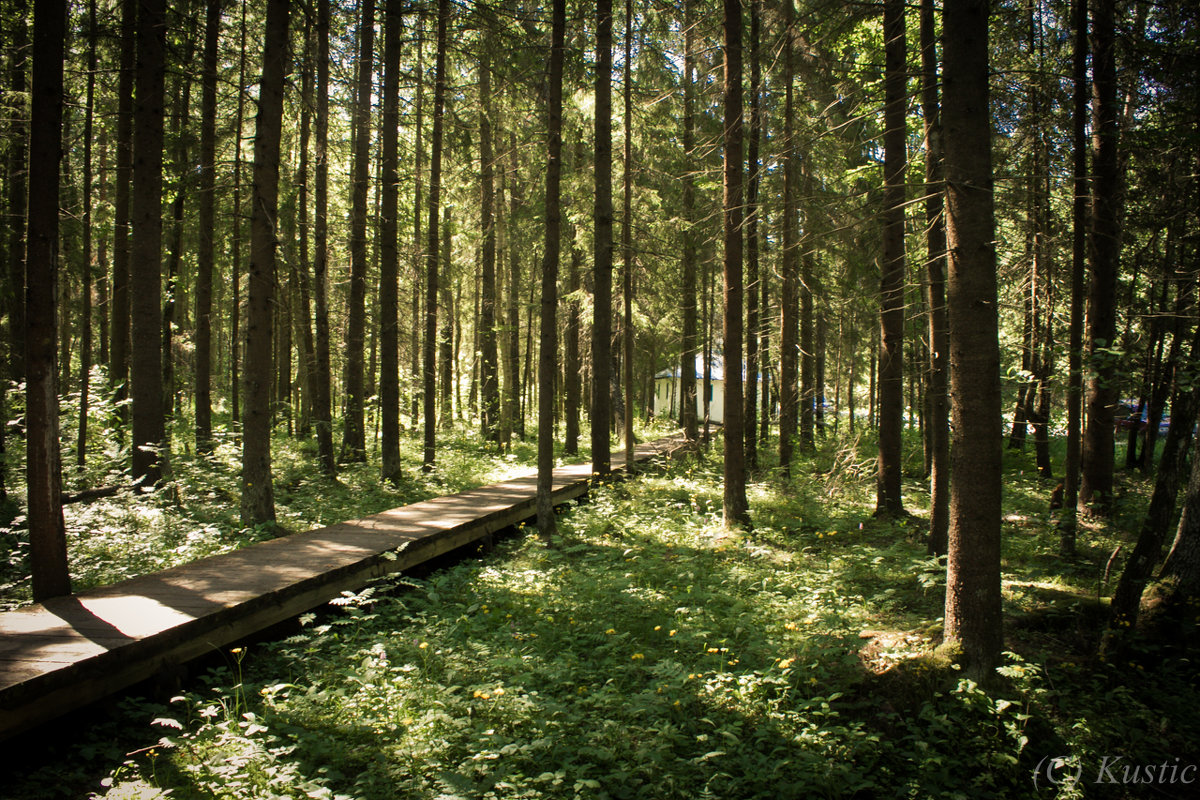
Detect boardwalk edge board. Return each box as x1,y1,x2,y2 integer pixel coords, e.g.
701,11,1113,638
0,434,687,741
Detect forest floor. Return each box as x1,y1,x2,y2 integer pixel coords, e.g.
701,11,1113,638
3,425,1198,799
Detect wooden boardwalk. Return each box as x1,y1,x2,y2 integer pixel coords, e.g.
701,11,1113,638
0,437,684,741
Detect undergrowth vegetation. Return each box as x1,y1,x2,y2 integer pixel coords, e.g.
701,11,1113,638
5,427,1196,799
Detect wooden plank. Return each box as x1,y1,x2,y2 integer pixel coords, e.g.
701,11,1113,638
0,434,685,740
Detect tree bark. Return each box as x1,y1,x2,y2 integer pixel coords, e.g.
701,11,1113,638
1058,0,1088,554
379,0,403,484
592,0,614,476
942,0,1004,682
6,0,28,382
130,0,167,488
439,206,454,427
779,0,798,476
240,0,289,527
1079,0,1121,516
26,0,70,601
312,0,336,476
537,0,565,538
722,0,749,528
109,0,134,413
341,0,375,464
195,0,221,453
77,0,98,468
230,0,248,425
423,0,449,470
744,0,761,471
478,35,500,445
876,0,907,517
920,0,949,557
621,0,635,468
679,0,698,444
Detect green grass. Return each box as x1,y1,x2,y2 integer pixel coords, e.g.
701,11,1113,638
5,426,1193,799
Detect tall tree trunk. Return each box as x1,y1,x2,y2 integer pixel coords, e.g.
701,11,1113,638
240,0,289,526
503,148,522,447
876,0,907,517
1079,0,1121,516
312,0,335,476
341,0,375,463
920,0,949,556
800,160,815,450
379,0,403,484
109,0,134,415
163,18,196,423
423,0,449,470
679,0,698,444
478,35,500,445
439,207,454,427
410,18,424,429
779,0,798,475
722,0,749,528
77,0,98,468
230,0,247,425
1058,0,1088,553
195,0,221,452
27,0,70,600
130,0,167,488
744,0,761,471
592,0,614,476
942,0,1003,682
537,0,565,537
621,0,635,467
6,0,28,382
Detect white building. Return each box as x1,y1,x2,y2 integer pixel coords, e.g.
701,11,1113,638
653,355,729,425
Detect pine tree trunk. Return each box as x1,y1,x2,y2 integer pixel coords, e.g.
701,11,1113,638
77,0,98,468
537,0,565,538
341,0,375,464
6,0,28,382
920,0,949,557
744,0,761,471
312,0,336,476
1058,0,1088,554
195,0,220,452
722,0,749,528
130,0,167,488
1079,0,1121,516
423,0,449,470
621,0,635,467
379,0,403,484
478,39,500,445
679,0,698,444
439,206,454,427
26,0,70,601
779,0,798,475
876,0,907,517
942,0,1003,682
230,0,247,425
163,20,195,423
592,0,614,476
109,0,134,413
240,0,289,527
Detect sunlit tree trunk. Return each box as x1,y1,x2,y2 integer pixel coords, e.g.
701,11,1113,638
537,0,565,538
379,0,403,484
876,0,907,517
312,0,336,476
341,0,375,464
779,0,798,476
679,0,698,444
722,0,749,528
240,0,289,526
942,0,1003,682
593,0,614,476
423,0,449,470
621,0,635,467
478,36,500,445
920,0,949,556
195,0,221,453
1079,0,1120,516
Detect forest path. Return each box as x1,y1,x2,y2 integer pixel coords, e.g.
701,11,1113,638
0,433,686,741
